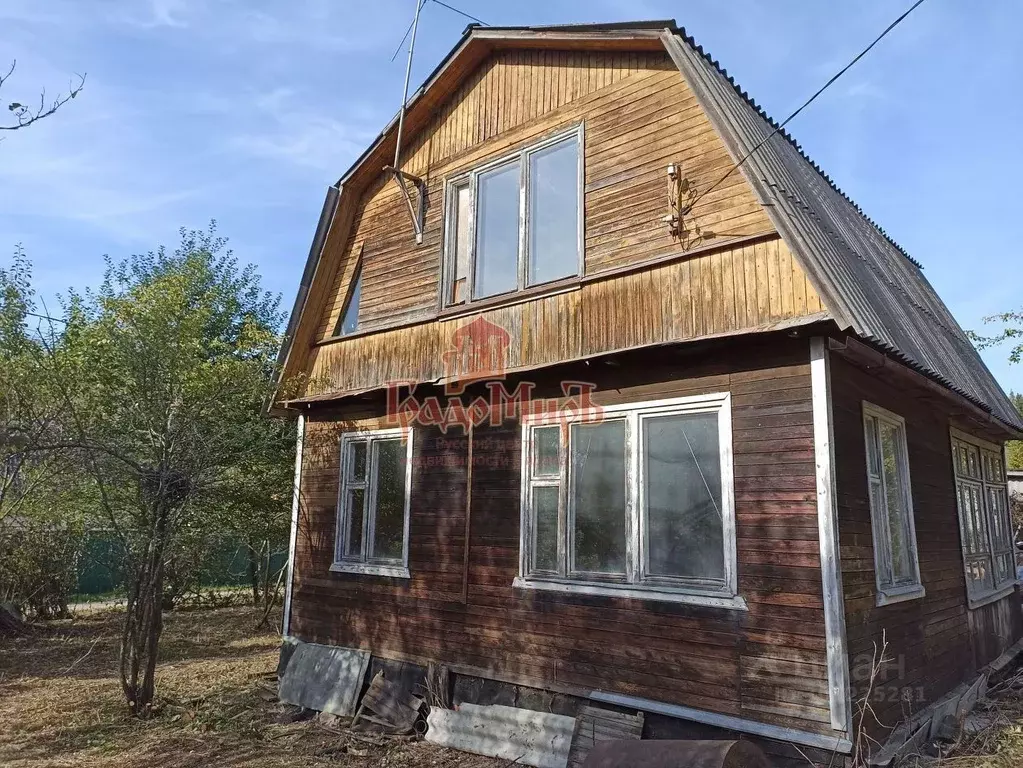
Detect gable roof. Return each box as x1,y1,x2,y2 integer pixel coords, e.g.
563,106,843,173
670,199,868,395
278,20,1022,433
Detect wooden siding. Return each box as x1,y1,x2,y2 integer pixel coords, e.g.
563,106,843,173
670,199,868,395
830,352,1023,744
305,235,823,397
289,338,837,739
310,47,780,363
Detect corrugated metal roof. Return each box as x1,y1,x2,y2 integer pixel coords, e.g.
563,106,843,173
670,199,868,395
662,30,1023,432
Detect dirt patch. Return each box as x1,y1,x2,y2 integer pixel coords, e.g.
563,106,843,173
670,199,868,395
0,606,499,767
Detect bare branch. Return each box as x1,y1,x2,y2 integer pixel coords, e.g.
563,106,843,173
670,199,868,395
0,60,86,132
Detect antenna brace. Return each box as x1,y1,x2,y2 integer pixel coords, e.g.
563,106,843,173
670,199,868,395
384,166,427,245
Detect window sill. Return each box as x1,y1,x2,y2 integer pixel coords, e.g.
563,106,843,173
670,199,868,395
875,584,926,607
512,577,748,610
330,562,410,579
968,581,1018,610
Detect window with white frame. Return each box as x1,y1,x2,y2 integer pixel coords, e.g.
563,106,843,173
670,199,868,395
443,125,583,306
332,428,413,578
862,403,924,605
518,393,741,608
951,430,1015,605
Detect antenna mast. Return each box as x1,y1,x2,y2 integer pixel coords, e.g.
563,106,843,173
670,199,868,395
386,0,428,244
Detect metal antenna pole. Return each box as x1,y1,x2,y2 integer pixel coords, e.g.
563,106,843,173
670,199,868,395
393,0,423,170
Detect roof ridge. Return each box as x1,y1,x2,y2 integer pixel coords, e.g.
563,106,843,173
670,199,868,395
675,27,923,271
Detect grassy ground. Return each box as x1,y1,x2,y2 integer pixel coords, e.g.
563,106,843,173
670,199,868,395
0,605,498,768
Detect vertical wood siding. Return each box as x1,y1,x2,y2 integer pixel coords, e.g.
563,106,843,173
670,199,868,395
305,235,823,397
313,48,777,348
830,353,1023,744
290,338,838,739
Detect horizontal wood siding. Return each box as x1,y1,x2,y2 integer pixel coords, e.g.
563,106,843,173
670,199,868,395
830,352,1022,744
290,338,837,738
305,235,823,397
309,47,782,385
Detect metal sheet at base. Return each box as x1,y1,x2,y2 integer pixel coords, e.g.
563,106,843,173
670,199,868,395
426,703,575,768
278,642,370,716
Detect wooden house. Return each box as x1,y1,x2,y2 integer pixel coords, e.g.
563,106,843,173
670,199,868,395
275,21,1023,766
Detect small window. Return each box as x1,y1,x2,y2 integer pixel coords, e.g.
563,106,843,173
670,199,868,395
335,262,363,337
332,428,413,578
862,403,923,605
952,430,1016,605
443,125,582,306
518,393,742,608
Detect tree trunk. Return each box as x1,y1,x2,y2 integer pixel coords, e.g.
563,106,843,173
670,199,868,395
248,542,259,606
119,508,168,719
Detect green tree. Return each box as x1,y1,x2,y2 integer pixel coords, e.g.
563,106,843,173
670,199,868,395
43,225,292,717
1008,392,1023,471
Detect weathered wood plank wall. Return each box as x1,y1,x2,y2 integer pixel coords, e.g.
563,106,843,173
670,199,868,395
289,47,820,400
290,337,838,738
305,235,823,397
830,353,1022,744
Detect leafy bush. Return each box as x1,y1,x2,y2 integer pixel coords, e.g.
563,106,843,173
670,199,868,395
0,517,82,618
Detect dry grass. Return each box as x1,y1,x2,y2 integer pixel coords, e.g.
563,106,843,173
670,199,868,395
0,605,500,768
902,669,1023,768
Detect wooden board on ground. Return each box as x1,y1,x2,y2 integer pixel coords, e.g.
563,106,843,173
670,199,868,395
567,706,645,768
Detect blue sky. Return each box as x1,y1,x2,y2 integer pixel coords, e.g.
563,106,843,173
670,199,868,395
1,0,1021,393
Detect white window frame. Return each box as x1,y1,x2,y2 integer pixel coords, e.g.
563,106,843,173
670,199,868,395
331,426,414,579
441,123,585,307
951,428,1017,608
861,402,924,606
515,393,745,610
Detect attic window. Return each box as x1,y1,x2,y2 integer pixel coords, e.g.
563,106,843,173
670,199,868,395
443,124,583,306
335,263,363,336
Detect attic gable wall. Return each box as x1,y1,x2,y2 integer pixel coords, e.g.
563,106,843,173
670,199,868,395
315,48,778,343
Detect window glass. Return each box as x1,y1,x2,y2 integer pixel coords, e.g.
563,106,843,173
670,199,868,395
533,427,560,477
879,421,914,583
474,162,520,299
863,407,921,598
644,412,724,580
532,486,559,573
952,436,1014,602
450,182,471,304
571,421,627,575
349,441,367,481
335,431,411,575
337,266,362,336
371,439,407,561
528,137,579,286
345,489,365,558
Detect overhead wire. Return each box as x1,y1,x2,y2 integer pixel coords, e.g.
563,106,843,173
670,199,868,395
685,0,929,214
429,0,487,26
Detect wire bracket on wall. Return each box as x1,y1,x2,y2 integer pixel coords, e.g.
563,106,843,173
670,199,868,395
664,162,712,251
385,166,427,245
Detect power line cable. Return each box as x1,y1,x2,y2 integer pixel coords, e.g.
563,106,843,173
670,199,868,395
430,0,487,26
391,0,427,62
686,0,929,214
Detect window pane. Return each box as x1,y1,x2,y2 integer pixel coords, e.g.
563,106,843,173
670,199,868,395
474,162,520,299
880,422,914,583
528,137,579,286
349,441,367,482
371,439,407,561
995,553,1014,585
450,182,471,304
644,413,724,581
533,427,560,477
988,488,1010,549
338,267,362,336
571,421,627,575
966,556,994,593
864,416,881,477
532,485,559,573
345,489,365,558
